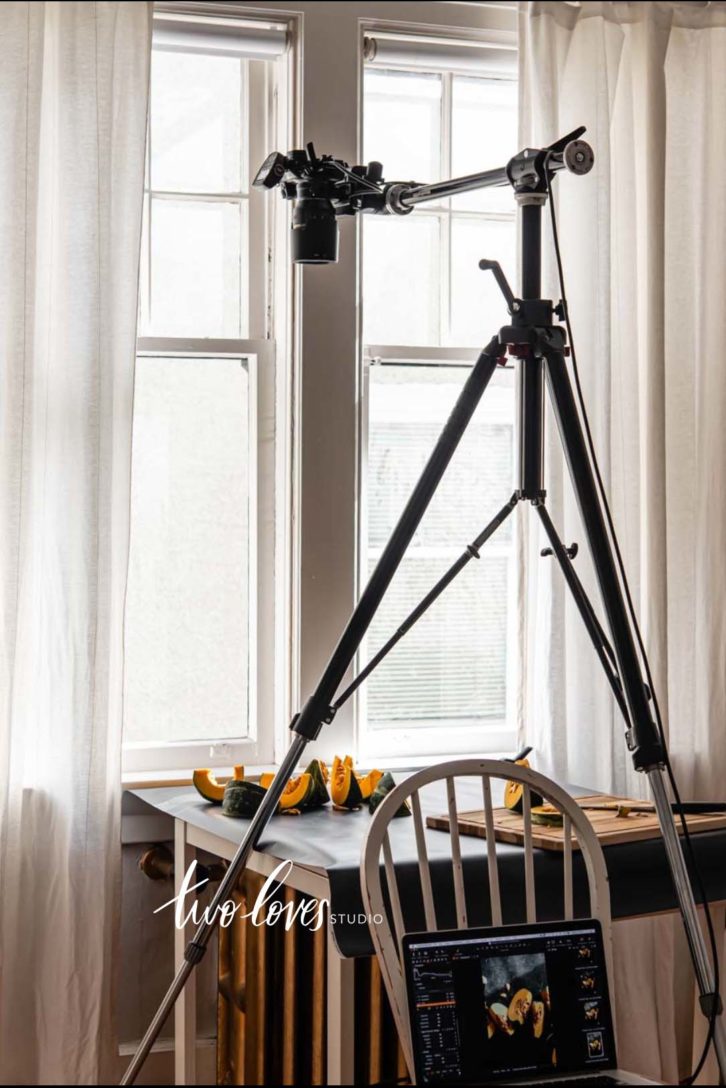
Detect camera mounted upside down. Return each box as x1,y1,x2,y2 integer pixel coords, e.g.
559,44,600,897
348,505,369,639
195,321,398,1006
253,128,595,264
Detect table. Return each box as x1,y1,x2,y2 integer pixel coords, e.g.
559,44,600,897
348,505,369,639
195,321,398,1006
130,780,726,1085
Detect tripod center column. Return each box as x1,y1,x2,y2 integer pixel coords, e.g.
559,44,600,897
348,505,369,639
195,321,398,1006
516,196,546,499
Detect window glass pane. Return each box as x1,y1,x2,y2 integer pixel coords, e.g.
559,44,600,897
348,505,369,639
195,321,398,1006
124,357,251,745
450,215,516,346
363,215,441,346
366,554,509,727
451,76,518,212
363,69,442,185
364,364,514,731
151,50,246,193
367,365,514,549
149,198,247,337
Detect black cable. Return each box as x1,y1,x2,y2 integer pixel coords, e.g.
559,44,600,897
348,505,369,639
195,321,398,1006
544,162,720,1084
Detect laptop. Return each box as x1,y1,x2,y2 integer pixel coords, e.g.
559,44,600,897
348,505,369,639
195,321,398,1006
402,918,663,1086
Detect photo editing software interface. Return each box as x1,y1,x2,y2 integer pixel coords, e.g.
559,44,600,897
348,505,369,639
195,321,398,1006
405,923,616,1084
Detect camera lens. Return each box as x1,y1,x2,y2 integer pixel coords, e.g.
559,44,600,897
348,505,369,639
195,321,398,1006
291,182,339,264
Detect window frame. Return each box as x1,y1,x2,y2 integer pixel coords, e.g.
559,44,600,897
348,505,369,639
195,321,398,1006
123,7,295,776
354,39,520,761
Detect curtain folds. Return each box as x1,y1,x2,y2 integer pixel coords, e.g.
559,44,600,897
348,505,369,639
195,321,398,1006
518,1,726,1081
0,3,151,1083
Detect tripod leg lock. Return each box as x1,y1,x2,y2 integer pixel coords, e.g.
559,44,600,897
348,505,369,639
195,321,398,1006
699,991,723,1018
184,941,207,966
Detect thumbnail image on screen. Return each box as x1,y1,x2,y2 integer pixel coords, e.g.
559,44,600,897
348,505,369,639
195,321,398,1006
482,952,555,1069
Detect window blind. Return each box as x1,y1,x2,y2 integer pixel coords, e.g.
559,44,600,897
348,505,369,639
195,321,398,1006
154,13,288,60
363,35,517,78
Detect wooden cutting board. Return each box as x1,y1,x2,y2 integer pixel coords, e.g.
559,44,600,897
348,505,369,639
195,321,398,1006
426,794,726,852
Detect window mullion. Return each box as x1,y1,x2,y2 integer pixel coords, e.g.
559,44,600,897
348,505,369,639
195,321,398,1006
441,70,453,345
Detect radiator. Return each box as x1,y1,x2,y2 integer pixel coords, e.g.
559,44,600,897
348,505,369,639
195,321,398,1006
217,872,409,1085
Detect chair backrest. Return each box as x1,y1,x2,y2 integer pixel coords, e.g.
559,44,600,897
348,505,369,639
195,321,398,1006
360,758,612,1078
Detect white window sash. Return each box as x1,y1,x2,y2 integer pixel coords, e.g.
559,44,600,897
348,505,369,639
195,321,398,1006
123,339,276,774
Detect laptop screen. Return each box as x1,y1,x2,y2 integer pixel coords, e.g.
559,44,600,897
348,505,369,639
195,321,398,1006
403,918,617,1085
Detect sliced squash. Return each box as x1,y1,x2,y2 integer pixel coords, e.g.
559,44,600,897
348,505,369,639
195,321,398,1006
531,804,563,828
256,769,321,812
508,987,533,1025
193,765,246,805
278,772,312,811
531,999,545,1038
488,1002,514,1037
304,758,331,806
331,755,363,809
368,771,411,817
503,757,543,813
357,768,384,801
222,778,267,818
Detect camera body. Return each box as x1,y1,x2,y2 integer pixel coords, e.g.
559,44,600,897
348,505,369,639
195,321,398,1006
253,143,389,263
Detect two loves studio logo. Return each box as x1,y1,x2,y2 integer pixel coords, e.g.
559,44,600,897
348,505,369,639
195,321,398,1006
155,858,384,931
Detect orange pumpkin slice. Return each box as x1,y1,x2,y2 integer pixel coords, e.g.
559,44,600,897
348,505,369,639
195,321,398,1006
193,765,245,805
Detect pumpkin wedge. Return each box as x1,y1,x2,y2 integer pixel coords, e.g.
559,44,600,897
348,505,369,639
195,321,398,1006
255,770,319,812
331,755,363,809
304,758,331,806
503,757,543,813
508,987,533,1025
368,771,411,817
531,999,545,1038
531,804,563,828
357,767,384,801
488,1002,514,1037
193,765,246,805
222,778,267,817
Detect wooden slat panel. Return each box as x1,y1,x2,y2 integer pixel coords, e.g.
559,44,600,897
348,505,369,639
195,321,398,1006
311,922,326,1086
481,777,502,925
217,881,409,1085
411,790,437,930
446,778,468,928
282,885,297,1084
521,784,536,923
369,956,384,1085
244,874,268,1085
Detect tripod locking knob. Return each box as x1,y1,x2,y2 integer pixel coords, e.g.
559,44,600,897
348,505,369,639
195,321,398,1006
541,542,579,561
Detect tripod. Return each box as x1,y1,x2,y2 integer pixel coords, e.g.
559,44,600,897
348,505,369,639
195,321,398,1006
123,132,726,1083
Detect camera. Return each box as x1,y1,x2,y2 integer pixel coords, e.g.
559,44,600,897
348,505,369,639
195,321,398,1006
253,143,387,264
254,130,594,265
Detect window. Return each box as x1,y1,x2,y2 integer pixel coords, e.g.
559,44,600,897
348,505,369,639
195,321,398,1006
359,48,518,759
123,12,290,773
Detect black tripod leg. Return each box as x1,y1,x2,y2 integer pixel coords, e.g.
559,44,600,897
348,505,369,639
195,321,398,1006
332,492,520,711
535,502,629,723
542,345,726,1070
542,346,662,770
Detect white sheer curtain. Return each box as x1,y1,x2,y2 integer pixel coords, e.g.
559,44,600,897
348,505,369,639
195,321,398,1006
0,3,150,1083
518,1,726,1081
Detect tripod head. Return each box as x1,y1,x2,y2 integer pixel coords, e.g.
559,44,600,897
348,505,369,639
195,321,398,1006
253,127,594,263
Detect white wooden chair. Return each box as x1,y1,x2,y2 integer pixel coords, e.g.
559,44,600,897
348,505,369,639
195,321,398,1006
360,758,612,1079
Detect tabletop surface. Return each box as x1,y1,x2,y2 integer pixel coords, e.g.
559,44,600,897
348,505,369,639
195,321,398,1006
131,778,726,957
